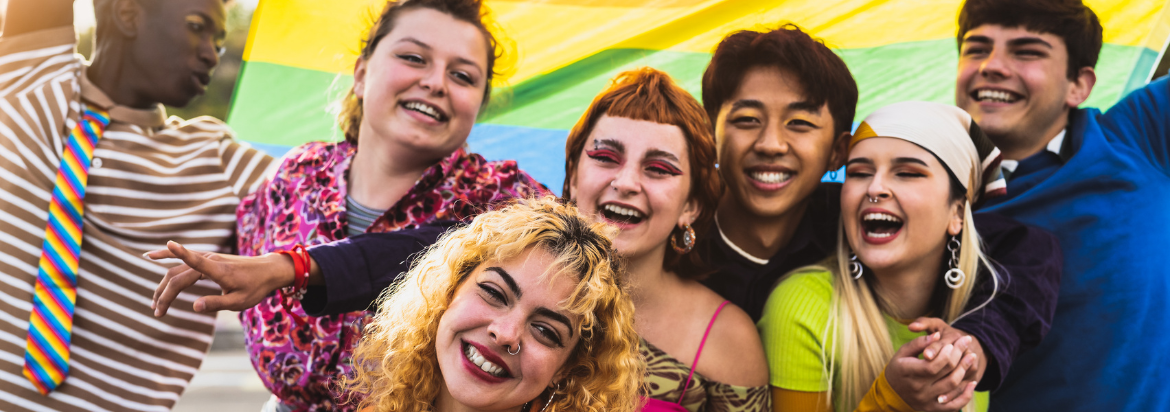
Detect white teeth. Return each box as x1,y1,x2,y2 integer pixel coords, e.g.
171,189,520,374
976,89,1019,103
863,213,902,223
404,101,442,120
866,231,893,238
750,171,791,184
603,204,644,218
464,344,507,377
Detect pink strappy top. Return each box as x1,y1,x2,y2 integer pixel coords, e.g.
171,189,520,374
641,301,730,412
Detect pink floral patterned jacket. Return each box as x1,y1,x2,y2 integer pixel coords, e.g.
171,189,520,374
236,140,547,411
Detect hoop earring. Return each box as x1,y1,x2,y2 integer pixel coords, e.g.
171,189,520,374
540,383,561,412
829,170,838,181
507,342,520,356
944,235,965,289
850,254,863,280
670,223,695,254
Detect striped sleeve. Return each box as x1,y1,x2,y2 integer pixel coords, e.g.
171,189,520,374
196,116,276,198
0,26,77,93
757,269,834,392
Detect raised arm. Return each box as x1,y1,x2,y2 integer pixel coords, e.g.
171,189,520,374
2,0,73,37
1099,76,1170,175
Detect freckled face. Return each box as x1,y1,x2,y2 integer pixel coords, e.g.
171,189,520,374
435,248,581,410
842,138,963,274
715,67,842,219
568,115,700,261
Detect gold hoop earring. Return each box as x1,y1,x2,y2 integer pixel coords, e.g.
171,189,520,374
670,223,695,254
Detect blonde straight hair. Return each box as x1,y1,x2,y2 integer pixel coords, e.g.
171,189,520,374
821,201,999,412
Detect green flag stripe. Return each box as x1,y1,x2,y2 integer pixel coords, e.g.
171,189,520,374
228,41,1155,147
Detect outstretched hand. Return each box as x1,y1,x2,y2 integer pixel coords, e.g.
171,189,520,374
884,329,978,411
146,241,294,317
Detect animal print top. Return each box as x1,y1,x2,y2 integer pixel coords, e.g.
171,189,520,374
640,339,772,411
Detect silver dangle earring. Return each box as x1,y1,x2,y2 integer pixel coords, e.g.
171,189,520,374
944,235,965,289
850,254,864,280
540,383,561,412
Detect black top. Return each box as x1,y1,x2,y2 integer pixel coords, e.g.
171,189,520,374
303,184,1062,391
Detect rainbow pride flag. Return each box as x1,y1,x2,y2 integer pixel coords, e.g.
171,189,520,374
228,0,1170,194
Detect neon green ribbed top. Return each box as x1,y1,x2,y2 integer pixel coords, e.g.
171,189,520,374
757,269,989,411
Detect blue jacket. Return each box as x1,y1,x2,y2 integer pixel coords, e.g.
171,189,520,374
983,76,1170,411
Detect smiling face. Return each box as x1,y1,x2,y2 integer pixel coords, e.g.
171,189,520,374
955,24,1091,159
567,115,700,261
352,7,488,160
128,0,226,107
435,247,581,411
842,138,963,274
715,66,845,220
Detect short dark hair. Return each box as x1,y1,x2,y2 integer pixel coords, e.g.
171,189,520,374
701,24,858,138
958,0,1103,79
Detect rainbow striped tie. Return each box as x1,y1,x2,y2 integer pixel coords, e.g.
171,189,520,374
23,103,110,395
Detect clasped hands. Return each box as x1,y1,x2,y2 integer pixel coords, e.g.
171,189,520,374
884,317,984,411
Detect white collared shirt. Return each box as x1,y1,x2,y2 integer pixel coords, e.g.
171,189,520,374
1000,129,1067,174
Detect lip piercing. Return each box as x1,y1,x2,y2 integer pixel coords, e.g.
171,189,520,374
507,342,520,356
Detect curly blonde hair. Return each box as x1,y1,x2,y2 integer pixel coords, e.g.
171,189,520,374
345,197,643,412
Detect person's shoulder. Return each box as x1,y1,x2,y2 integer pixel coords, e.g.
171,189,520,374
758,267,833,336
165,115,234,140
0,26,77,62
771,268,833,305
693,296,769,387
972,212,1059,253
0,27,81,105
272,140,348,170
458,152,550,195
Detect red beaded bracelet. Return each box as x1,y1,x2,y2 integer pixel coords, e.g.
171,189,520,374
277,245,310,300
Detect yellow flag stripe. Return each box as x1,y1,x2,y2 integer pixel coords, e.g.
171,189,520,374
243,0,1166,84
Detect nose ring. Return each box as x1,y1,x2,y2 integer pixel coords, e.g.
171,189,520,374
507,342,520,356
868,197,879,203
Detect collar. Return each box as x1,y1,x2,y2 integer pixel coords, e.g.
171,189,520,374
715,216,770,265
1000,129,1067,174
714,183,841,266
80,66,168,128
416,146,469,188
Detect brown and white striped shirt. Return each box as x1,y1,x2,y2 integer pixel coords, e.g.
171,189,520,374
0,27,275,411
